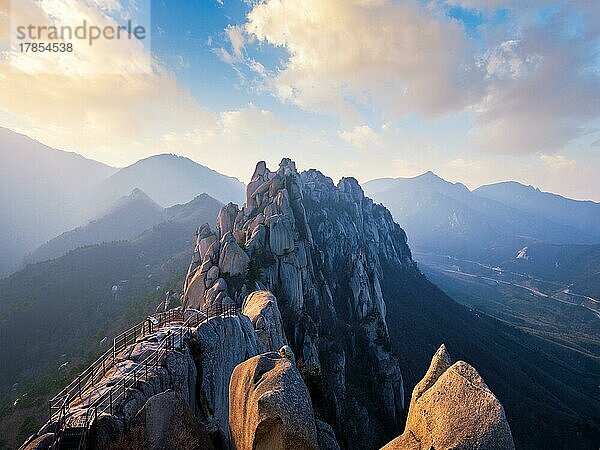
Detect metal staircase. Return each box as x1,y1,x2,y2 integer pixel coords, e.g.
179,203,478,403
49,304,236,449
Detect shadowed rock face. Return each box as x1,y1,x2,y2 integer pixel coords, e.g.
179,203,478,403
131,390,214,450
193,314,261,444
381,345,515,450
229,352,319,450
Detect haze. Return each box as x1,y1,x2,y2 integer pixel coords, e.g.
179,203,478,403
0,0,598,200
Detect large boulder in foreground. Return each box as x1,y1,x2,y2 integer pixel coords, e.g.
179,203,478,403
382,345,515,450
229,352,319,450
131,390,214,450
242,290,287,352
194,314,261,444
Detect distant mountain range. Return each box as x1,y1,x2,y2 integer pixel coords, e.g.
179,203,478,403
25,188,165,264
475,181,600,239
0,128,116,276
364,172,600,260
91,153,245,211
0,128,246,277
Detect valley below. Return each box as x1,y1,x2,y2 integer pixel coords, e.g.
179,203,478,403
415,250,600,368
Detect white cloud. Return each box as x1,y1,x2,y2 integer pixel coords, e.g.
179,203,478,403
539,154,576,171
240,0,481,120
444,0,507,10
0,0,214,165
232,0,600,158
447,158,484,171
225,25,245,60
339,125,385,150
219,104,289,136
478,40,542,81
473,11,600,155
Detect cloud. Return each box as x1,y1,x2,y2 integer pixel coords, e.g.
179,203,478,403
447,158,484,171
539,154,576,171
478,40,542,81
219,104,289,136
0,0,214,165
444,0,507,10
339,125,384,150
225,25,245,60
473,4,600,155
231,0,600,157
159,104,303,180
240,0,481,120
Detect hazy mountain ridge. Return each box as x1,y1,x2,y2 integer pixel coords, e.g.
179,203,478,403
0,128,117,276
364,173,600,259
0,129,246,277
92,153,246,210
475,181,600,240
364,172,600,302
25,188,166,264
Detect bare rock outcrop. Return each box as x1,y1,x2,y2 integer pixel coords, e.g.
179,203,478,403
179,158,411,449
219,232,250,277
229,352,319,450
381,345,515,450
316,419,342,450
131,390,214,450
193,313,261,444
242,290,287,352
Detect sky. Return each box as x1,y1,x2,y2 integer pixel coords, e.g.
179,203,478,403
0,0,599,200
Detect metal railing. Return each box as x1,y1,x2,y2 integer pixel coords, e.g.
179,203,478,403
49,308,191,421
49,302,237,448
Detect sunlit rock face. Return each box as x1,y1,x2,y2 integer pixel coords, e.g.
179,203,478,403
229,352,319,450
242,290,288,352
184,158,415,449
381,345,515,450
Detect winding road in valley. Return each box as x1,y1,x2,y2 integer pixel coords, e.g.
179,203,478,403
414,251,600,319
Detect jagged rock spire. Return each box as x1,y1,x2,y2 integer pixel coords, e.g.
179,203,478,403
182,158,411,449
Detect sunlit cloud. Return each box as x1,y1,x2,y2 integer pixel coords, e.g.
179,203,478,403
339,125,385,151
240,0,481,120
539,154,576,172
229,0,600,160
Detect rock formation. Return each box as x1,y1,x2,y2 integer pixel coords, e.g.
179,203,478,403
22,158,515,450
381,345,515,450
229,352,319,450
193,312,261,444
130,390,214,450
183,159,410,448
242,290,287,352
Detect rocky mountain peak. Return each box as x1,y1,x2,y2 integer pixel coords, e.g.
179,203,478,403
182,158,415,447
